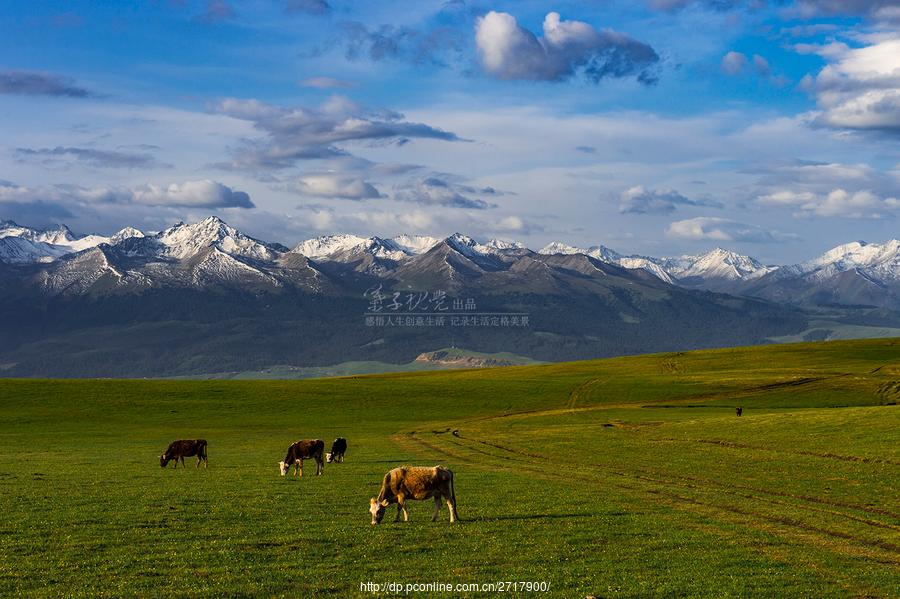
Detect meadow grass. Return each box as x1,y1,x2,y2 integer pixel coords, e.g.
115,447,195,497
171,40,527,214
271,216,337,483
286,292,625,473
0,338,898,597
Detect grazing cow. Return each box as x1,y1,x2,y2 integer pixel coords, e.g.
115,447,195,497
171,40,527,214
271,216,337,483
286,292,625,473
278,439,325,477
326,437,347,463
736,407,743,417
160,439,208,468
369,465,458,525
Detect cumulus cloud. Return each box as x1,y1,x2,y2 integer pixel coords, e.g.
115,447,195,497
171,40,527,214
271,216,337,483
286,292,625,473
721,51,748,75
619,185,722,214
475,11,659,84
0,180,254,210
210,96,462,171
758,188,900,218
291,174,383,199
666,217,792,243
394,177,497,209
809,37,900,133
14,146,168,169
0,70,91,97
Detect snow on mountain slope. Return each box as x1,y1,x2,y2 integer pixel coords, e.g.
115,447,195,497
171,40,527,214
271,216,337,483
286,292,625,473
484,238,525,251
390,234,440,255
794,240,900,282
671,248,774,282
157,216,281,261
293,234,370,258
539,241,622,262
0,236,70,263
617,256,674,283
9,215,900,296
109,227,145,245
0,221,108,261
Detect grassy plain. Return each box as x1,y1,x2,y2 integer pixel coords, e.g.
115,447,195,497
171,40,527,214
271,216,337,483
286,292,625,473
0,339,898,597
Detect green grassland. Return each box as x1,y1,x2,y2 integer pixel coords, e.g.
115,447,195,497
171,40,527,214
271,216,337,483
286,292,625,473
0,339,898,597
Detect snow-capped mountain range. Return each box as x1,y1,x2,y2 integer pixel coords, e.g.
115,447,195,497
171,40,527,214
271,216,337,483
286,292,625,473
3,216,900,308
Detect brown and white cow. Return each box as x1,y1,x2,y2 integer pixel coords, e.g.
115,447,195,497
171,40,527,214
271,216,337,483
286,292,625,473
278,439,325,477
369,465,458,524
160,439,208,468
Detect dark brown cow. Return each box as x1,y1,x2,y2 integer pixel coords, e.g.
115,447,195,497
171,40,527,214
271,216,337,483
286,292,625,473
369,465,458,524
278,439,325,477
736,407,743,417
160,439,208,468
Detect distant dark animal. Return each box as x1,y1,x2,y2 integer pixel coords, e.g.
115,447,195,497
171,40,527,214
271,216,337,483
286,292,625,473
369,465,458,525
326,437,347,463
279,439,325,476
736,407,743,417
160,439,208,468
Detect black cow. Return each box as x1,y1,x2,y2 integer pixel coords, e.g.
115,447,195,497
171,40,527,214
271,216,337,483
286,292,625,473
326,437,347,463
279,439,325,477
736,407,743,417
160,439,208,468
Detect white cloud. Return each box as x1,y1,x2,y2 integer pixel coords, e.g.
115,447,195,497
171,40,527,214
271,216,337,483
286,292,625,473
721,51,747,75
210,96,461,170
810,37,900,132
666,216,791,243
757,188,900,218
0,179,254,209
291,174,383,199
475,11,659,83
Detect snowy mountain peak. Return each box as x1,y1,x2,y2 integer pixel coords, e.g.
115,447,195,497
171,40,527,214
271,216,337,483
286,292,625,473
796,239,900,281
674,248,771,282
446,233,477,248
110,227,145,245
485,238,525,250
293,234,370,258
390,234,440,255
539,241,584,255
157,217,280,261
538,241,620,262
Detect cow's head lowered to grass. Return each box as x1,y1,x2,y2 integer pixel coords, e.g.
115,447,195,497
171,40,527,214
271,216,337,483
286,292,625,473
278,461,290,476
369,497,389,524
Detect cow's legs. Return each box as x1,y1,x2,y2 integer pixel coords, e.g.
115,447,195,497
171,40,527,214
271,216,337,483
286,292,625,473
432,496,441,522
394,502,403,522
447,498,457,522
316,457,323,475
298,459,303,477
401,502,409,522
180,456,186,468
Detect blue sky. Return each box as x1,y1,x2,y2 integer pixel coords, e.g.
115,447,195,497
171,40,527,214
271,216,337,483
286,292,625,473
1,0,899,263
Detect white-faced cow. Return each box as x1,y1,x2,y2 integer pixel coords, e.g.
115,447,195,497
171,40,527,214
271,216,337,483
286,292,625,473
369,465,458,525
326,437,347,463
160,439,208,469
278,439,325,477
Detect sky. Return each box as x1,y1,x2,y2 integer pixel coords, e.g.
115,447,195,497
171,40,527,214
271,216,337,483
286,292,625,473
1,0,899,263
